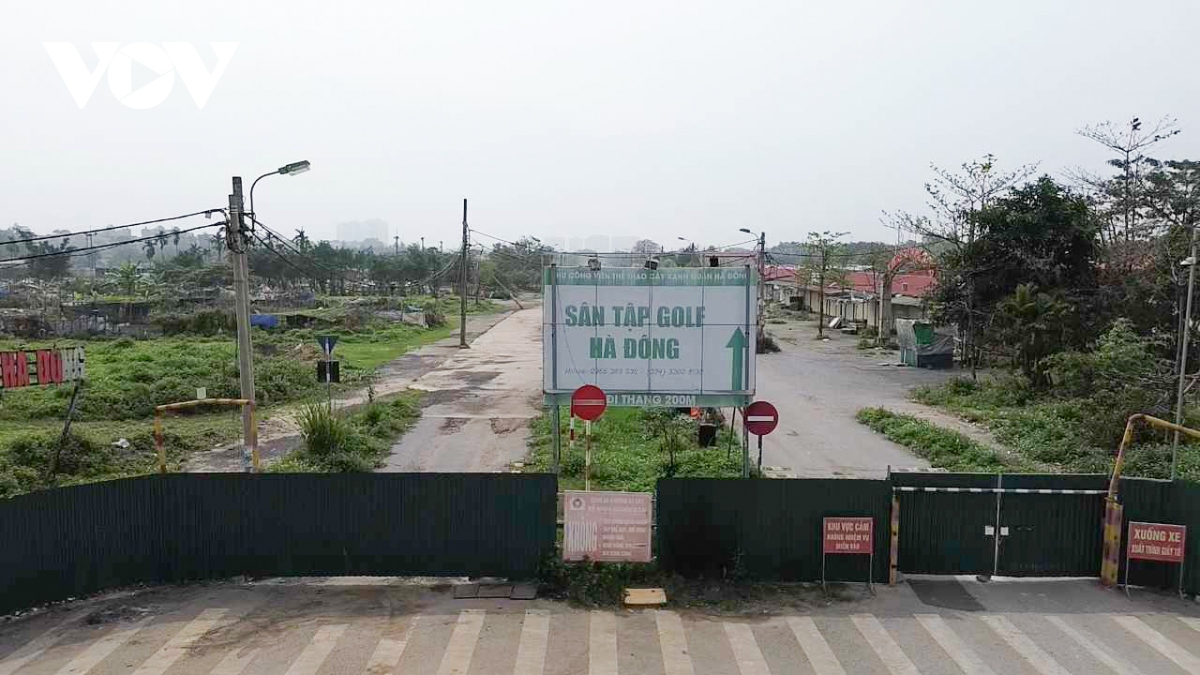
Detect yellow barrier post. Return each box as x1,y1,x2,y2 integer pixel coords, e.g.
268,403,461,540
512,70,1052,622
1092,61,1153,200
1101,414,1200,587
153,398,255,474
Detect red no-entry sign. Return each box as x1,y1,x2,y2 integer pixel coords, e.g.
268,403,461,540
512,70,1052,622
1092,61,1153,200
744,401,779,436
571,385,607,421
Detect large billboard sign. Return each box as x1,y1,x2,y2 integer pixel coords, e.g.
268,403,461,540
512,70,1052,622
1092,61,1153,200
0,347,85,389
542,266,756,407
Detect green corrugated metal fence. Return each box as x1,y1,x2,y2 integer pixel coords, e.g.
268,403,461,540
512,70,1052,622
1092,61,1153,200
893,473,1108,577
1118,477,1200,595
656,478,891,582
0,473,557,616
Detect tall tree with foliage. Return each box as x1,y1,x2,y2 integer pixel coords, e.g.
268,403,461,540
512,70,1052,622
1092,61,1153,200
931,176,1099,378
802,231,847,337
889,155,1039,375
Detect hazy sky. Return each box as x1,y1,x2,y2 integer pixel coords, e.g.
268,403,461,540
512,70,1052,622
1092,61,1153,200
3,0,1199,253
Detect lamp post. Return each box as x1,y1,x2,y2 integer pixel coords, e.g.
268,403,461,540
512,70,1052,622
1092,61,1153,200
677,237,698,267
1173,235,1198,479
739,228,766,351
248,160,310,229
231,160,310,471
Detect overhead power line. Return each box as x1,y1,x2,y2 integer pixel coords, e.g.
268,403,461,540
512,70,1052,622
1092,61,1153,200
0,222,224,266
0,209,224,248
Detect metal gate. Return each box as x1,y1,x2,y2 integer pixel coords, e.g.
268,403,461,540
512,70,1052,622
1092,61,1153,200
894,473,1108,577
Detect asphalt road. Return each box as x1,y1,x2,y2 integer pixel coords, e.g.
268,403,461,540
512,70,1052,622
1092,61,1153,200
383,307,542,472
2,577,1198,674
752,320,963,478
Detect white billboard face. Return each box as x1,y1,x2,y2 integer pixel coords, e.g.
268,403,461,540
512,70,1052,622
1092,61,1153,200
543,267,756,406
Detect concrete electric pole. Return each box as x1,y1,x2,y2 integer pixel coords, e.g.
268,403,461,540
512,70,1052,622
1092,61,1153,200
227,177,258,471
459,199,470,349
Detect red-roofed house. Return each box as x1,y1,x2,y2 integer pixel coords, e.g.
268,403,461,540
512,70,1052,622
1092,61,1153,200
764,262,936,333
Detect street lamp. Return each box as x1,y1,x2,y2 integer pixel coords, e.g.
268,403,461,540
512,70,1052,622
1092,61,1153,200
738,228,767,352
677,237,698,266
249,160,311,228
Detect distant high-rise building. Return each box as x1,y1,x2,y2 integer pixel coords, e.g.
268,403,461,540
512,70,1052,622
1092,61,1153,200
336,219,388,243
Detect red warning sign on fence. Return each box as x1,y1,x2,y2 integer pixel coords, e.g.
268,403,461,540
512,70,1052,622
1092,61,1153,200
1127,521,1186,563
823,517,874,555
563,491,652,563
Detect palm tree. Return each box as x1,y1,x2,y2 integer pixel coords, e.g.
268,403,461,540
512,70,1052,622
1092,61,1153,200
210,232,225,261
293,228,312,253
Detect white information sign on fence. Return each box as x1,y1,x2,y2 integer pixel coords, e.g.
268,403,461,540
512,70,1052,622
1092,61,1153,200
543,266,756,407
563,490,653,562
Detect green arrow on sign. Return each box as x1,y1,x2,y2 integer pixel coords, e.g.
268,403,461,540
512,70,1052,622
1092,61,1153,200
726,328,746,390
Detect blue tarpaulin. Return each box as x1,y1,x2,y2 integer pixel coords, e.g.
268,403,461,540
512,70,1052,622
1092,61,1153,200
250,314,280,329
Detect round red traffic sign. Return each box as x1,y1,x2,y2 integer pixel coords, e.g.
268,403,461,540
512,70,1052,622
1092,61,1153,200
571,385,607,421
744,401,779,436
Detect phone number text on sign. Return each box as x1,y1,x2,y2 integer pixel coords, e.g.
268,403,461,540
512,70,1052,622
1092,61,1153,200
563,491,652,563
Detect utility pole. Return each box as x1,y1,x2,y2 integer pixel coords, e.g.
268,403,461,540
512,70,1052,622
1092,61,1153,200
459,199,470,349
227,177,258,471
1172,225,1199,479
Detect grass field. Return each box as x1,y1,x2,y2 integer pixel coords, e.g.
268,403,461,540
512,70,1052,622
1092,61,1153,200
0,297,506,494
525,407,745,492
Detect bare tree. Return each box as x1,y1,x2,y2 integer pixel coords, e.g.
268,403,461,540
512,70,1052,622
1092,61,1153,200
1076,116,1180,243
884,154,1038,376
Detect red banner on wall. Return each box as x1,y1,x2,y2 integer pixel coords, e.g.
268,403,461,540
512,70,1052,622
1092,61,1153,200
1128,521,1186,563
823,517,874,555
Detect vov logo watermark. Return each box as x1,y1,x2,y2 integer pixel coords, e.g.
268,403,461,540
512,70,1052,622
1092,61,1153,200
43,42,238,109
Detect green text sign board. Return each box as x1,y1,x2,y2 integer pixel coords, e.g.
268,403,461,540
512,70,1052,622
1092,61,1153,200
542,266,756,407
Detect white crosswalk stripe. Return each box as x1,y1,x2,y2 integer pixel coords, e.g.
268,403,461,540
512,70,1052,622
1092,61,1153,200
513,610,549,675
915,614,997,675
134,608,229,675
54,618,150,675
1044,615,1143,675
0,609,89,675
980,615,1071,675
655,611,695,675
14,605,1200,675
284,624,348,675
209,647,258,675
364,614,419,675
1112,615,1200,674
438,610,485,675
589,610,618,675
723,623,771,675
852,615,920,675
788,616,846,675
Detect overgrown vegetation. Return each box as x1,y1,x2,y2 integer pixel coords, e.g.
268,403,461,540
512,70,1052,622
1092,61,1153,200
526,407,745,491
906,318,1200,479
855,408,1017,472
271,393,421,472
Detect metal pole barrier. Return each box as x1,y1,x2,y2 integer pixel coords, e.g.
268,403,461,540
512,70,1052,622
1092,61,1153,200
889,494,900,585
585,420,592,491
550,404,561,473
154,411,165,474
249,402,259,472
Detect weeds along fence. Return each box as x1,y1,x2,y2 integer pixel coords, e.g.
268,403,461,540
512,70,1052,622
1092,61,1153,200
0,473,557,616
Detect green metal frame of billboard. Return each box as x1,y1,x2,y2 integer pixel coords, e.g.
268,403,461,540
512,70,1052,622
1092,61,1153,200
543,392,752,407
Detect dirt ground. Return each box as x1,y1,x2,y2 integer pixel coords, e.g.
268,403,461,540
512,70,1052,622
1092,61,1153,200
182,306,521,472
382,307,542,472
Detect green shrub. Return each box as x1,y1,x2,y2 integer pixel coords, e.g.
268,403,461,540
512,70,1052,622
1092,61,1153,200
856,407,1010,472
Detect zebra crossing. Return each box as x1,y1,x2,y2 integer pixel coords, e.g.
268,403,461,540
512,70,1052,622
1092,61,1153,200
1,605,1199,674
